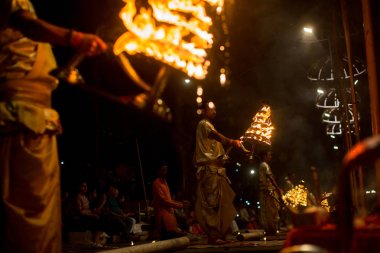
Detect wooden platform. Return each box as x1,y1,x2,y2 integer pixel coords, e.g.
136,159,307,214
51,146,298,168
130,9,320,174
63,231,286,253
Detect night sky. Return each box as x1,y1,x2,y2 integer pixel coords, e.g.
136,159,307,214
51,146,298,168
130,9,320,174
33,0,379,203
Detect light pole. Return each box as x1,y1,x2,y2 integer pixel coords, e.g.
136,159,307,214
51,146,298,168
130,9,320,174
303,24,366,212
303,28,356,145
361,0,380,208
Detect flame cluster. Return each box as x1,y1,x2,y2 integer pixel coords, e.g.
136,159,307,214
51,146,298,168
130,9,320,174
282,184,308,208
114,0,224,79
243,105,274,145
320,199,330,212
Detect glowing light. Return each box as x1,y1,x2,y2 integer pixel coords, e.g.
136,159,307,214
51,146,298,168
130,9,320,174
333,145,339,150
317,89,324,94
354,79,358,85
196,109,202,115
282,184,308,208
250,169,255,175
242,105,274,145
303,27,313,34
197,86,203,96
320,199,330,212
220,45,225,51
114,0,224,79
196,97,202,104
220,73,226,86
216,5,222,14
184,78,191,84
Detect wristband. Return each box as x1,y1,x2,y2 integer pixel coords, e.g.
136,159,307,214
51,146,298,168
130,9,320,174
222,138,232,146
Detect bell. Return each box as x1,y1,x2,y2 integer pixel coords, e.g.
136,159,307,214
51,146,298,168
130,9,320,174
51,53,85,84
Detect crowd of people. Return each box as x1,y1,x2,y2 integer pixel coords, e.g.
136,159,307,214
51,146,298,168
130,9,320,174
57,99,284,248
61,180,138,247
58,99,286,248
59,162,263,248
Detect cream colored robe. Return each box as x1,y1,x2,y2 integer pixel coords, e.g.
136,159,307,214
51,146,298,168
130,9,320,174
0,1,62,252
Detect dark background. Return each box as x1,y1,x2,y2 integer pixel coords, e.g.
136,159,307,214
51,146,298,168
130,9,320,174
32,0,379,207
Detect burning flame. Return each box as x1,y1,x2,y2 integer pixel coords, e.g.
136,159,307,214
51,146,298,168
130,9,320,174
320,199,330,212
242,105,274,145
282,184,309,208
114,0,224,79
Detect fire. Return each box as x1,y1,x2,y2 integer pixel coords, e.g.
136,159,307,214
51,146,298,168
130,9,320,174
283,185,331,212
282,184,309,208
320,199,330,212
114,0,224,79
242,105,274,145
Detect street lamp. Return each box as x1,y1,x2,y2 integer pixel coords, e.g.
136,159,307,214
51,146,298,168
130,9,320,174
303,27,313,34
303,27,364,143
303,19,367,214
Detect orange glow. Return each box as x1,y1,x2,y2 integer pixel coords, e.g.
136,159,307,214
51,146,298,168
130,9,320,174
114,0,224,79
282,184,308,208
243,105,274,145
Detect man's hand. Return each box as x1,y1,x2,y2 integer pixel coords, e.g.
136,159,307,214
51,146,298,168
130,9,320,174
230,139,241,149
69,31,108,56
10,10,108,56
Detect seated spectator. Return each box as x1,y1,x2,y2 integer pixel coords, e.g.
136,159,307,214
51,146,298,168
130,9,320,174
247,206,259,229
104,185,136,241
89,187,107,216
117,193,136,218
75,181,104,246
236,202,250,229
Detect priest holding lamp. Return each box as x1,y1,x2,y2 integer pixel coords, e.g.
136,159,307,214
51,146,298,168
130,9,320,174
194,101,242,245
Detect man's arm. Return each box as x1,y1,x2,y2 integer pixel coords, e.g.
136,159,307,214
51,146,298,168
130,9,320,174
208,129,241,148
153,182,184,209
9,9,107,56
267,172,284,198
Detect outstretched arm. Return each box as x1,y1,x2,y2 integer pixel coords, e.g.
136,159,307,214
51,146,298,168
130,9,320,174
9,10,107,56
153,182,184,209
209,129,241,148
